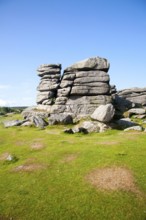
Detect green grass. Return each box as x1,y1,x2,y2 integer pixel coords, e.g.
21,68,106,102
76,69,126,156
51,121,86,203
0,115,146,220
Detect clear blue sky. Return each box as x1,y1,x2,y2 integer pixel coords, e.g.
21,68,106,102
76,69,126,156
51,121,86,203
0,0,146,106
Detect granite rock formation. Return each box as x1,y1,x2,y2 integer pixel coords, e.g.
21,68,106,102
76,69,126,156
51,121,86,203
117,87,146,106
49,57,112,119
36,64,61,105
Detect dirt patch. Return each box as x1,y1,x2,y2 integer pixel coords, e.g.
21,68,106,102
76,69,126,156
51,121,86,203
13,162,47,172
61,154,78,163
31,142,44,150
86,167,140,194
0,152,10,161
97,141,121,146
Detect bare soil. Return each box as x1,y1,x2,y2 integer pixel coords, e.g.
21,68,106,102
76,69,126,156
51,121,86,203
31,142,44,150
61,154,78,163
13,162,47,172
86,167,140,194
0,152,10,161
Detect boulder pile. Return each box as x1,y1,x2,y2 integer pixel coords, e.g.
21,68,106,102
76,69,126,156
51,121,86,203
36,64,61,105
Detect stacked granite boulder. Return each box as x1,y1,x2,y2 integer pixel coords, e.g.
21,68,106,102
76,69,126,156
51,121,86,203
36,64,61,105
117,87,146,106
51,57,112,118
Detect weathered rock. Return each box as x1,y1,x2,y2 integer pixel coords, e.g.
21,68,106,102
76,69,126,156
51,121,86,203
124,126,143,132
57,87,71,97
117,87,146,106
60,80,74,88
50,104,66,114
128,108,145,115
71,85,110,95
64,57,110,72
72,120,110,133
75,70,109,79
22,106,49,119
37,80,59,91
48,114,73,125
116,118,137,129
91,104,115,123
31,116,48,128
73,121,100,133
55,97,68,105
133,114,146,119
3,120,25,128
74,76,109,84
36,91,55,104
62,73,76,80
21,121,33,127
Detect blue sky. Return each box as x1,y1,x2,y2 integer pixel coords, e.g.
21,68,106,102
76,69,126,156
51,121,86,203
0,0,146,106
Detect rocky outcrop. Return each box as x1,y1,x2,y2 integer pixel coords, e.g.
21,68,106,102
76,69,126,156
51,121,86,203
116,87,146,107
36,64,61,105
50,57,112,119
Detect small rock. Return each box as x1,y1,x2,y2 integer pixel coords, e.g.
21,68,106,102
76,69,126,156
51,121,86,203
116,118,137,129
64,128,74,134
124,126,143,131
3,120,25,128
128,108,145,115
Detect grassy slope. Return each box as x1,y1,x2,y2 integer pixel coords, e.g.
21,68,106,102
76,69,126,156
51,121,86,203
0,115,146,220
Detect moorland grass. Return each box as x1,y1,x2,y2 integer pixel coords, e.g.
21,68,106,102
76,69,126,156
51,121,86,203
0,114,146,220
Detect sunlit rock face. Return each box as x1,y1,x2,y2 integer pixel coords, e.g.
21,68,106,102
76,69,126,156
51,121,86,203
36,56,113,118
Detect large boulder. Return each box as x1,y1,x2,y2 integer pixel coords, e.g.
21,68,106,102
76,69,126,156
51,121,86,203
31,116,48,128
91,104,115,123
3,120,25,128
22,106,49,119
64,57,110,72
48,114,73,125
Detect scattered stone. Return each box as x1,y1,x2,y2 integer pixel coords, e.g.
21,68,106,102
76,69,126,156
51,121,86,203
128,108,145,115
3,120,25,128
116,118,137,129
91,104,115,123
64,128,74,134
73,121,100,133
124,126,143,132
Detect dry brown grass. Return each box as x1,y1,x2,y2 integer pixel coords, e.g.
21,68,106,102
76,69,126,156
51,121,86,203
61,154,78,163
31,142,44,150
13,158,47,172
86,167,140,194
97,141,122,146
0,152,10,161
13,164,47,172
